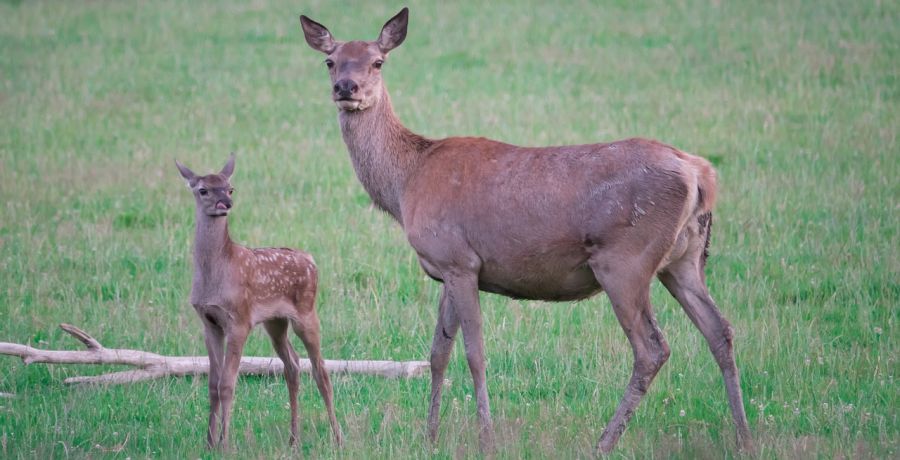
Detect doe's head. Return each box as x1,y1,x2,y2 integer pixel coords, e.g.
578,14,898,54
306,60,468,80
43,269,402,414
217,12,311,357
175,154,236,217
300,7,408,112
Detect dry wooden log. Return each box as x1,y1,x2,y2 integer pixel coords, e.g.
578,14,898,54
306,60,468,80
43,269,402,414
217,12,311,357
0,324,429,384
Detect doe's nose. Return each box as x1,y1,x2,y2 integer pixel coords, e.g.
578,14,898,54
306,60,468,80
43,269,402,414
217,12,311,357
333,79,359,99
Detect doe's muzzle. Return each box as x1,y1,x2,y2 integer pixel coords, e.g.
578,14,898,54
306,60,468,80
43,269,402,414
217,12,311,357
333,79,359,99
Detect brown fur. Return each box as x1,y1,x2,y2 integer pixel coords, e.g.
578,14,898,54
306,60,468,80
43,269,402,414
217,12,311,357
176,156,342,450
301,8,752,454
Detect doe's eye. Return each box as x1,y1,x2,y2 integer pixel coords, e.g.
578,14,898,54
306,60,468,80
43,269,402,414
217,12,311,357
373,60,383,69
198,189,208,196
325,59,334,69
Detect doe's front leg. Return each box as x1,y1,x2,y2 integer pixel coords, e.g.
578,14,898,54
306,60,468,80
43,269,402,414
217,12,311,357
443,272,495,454
426,288,460,444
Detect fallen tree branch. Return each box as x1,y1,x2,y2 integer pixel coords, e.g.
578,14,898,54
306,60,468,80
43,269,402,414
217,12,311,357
0,324,429,384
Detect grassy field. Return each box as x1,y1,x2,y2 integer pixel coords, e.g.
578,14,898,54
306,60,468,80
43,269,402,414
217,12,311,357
0,0,897,458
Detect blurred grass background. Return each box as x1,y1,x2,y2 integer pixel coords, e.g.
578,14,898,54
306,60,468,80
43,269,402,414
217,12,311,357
0,0,897,458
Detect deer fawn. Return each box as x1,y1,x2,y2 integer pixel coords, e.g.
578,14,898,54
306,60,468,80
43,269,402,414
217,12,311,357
175,155,342,449
300,8,752,455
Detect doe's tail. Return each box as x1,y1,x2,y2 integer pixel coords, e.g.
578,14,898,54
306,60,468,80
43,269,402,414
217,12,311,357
677,150,718,280
690,155,718,215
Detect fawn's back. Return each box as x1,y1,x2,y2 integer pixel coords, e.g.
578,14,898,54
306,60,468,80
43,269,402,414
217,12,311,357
236,247,318,324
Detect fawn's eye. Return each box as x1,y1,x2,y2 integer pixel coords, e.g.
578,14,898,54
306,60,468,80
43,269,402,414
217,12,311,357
325,59,334,69
373,60,383,69
198,188,208,196
228,188,234,196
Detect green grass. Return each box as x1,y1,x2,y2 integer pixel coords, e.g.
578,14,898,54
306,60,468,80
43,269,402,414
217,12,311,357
0,0,897,458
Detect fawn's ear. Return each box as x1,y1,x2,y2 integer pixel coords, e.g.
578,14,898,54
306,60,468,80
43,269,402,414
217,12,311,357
376,7,409,53
220,153,235,179
175,159,197,187
300,14,337,54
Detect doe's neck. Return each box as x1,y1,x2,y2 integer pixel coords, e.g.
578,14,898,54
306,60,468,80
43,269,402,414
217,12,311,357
338,87,434,223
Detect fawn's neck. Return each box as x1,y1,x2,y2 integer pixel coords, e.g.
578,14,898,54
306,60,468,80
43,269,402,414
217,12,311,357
338,87,434,223
191,211,234,302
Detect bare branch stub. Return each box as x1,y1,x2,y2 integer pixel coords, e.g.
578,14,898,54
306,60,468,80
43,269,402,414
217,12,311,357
59,323,103,350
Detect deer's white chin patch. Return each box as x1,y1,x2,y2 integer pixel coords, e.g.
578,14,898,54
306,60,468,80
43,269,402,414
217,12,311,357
336,99,362,111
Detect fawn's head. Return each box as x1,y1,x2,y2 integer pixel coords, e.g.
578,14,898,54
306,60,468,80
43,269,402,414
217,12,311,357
300,8,408,112
175,155,235,217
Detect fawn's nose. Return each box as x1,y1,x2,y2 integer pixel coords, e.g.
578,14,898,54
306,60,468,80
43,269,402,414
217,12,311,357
216,199,232,210
333,79,359,99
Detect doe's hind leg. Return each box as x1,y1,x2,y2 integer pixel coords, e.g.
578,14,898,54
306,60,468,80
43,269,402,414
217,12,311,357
658,258,753,452
589,256,671,454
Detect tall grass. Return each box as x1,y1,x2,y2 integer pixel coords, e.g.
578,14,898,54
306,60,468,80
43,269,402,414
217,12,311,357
0,0,897,458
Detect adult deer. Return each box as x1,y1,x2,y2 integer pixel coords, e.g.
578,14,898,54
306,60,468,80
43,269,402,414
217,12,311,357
175,155,342,449
300,8,752,454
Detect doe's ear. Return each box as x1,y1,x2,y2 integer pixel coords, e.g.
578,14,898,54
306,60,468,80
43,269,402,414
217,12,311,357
376,7,409,53
220,153,235,179
175,159,197,187
300,15,337,54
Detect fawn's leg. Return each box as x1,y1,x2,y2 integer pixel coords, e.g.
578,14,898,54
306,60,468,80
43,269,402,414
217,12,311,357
265,318,302,446
217,324,249,450
294,311,343,446
200,318,225,449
